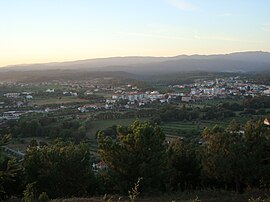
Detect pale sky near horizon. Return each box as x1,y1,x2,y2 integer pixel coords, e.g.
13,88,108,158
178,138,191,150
0,0,270,67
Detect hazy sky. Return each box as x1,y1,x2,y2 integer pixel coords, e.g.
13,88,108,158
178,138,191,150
1,0,270,66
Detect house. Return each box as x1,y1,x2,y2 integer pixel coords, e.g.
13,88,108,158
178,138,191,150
84,91,93,95
159,98,168,103
263,89,270,95
120,92,146,102
78,107,88,113
16,101,24,107
112,95,119,99
264,118,270,126
148,91,163,101
182,96,192,102
63,92,78,96
105,104,113,110
45,89,54,93
138,102,145,107
106,99,116,104
4,93,20,98
26,95,33,99
2,111,24,120
190,88,197,95
83,104,104,110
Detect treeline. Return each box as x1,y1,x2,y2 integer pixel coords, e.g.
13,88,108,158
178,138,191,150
0,120,269,200
241,96,270,110
97,120,270,194
10,115,86,142
94,109,157,120
252,74,270,85
153,96,270,124
153,104,235,123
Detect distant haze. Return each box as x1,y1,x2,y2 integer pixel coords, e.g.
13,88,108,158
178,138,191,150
1,51,270,75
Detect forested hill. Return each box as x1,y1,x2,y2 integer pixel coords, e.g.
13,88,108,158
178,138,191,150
1,51,270,74
0,70,139,83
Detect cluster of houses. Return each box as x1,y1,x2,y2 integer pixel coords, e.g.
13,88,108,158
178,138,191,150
112,90,169,103
0,110,45,120
1,76,270,119
76,77,270,113
4,92,33,99
171,77,270,101
78,90,173,112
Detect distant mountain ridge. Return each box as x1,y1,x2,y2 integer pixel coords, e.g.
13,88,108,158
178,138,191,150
1,51,270,74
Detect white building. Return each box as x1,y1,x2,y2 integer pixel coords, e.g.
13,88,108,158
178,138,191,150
45,89,54,93
148,91,163,101
26,95,33,99
182,96,192,102
120,92,146,101
4,93,20,98
2,111,24,120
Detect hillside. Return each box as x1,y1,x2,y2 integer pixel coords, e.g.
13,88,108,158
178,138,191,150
1,51,270,74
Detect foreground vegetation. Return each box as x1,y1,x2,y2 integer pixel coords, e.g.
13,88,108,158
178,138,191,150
1,73,270,201
0,118,269,201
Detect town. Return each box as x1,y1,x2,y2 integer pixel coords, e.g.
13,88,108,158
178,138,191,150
1,75,270,120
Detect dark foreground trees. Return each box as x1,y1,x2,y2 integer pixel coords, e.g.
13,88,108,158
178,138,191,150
98,120,270,195
0,134,24,200
201,120,270,193
23,141,97,198
98,121,166,193
1,119,269,199
166,138,201,191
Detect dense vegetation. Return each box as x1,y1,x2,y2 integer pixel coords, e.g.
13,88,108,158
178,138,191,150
153,96,270,124
11,115,86,142
0,118,269,200
1,77,270,200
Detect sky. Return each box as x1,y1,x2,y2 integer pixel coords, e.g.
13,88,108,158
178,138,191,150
0,0,270,67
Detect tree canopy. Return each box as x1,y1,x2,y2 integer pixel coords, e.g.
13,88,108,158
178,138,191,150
98,120,166,193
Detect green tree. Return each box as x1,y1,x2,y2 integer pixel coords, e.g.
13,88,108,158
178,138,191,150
98,120,166,193
23,141,97,198
242,120,270,187
201,121,270,193
0,135,22,200
166,138,200,191
201,125,244,192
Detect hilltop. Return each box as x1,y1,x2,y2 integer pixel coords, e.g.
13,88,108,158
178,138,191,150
1,51,270,74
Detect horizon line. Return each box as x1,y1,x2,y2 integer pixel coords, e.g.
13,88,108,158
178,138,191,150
1,50,269,69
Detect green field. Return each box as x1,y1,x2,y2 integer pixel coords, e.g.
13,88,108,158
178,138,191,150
32,97,89,105
160,116,253,138
161,121,197,137
87,118,234,140
86,118,148,139
88,119,203,140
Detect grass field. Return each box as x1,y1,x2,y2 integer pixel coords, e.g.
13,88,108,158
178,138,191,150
86,118,148,139
86,113,265,142
87,117,247,140
88,119,206,140
200,98,241,106
32,97,89,105
160,115,257,138
161,121,197,137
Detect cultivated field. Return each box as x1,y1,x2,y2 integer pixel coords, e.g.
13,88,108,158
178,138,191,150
32,97,88,105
